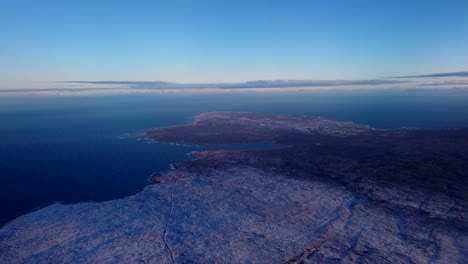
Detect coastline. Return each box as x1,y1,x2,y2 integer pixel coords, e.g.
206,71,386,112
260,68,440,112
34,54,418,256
1,112,467,263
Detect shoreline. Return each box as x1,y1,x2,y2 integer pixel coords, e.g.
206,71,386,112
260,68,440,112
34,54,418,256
2,112,466,263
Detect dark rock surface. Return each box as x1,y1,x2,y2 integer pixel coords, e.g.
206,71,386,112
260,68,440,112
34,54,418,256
1,112,467,263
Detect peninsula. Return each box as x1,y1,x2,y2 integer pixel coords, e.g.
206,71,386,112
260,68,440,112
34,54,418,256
1,112,467,263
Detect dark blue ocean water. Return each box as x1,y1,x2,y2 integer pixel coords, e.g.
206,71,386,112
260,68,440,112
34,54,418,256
1,90,468,225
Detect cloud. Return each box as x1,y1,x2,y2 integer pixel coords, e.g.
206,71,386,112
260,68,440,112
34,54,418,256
0,88,120,93
418,80,468,86
57,79,409,89
393,71,468,78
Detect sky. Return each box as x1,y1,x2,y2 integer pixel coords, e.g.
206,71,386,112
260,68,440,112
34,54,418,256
1,0,468,90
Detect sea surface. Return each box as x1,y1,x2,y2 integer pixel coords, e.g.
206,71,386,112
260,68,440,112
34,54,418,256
1,89,468,225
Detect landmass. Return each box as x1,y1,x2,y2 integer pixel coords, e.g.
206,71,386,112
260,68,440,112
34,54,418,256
1,112,467,263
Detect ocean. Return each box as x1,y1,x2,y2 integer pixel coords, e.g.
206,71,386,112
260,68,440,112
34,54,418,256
1,89,468,225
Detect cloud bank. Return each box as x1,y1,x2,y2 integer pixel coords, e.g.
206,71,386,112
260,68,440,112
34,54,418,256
57,79,408,89
394,71,468,78
418,80,468,86
2,71,468,96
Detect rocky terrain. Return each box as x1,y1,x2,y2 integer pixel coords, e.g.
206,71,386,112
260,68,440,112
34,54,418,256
1,112,467,263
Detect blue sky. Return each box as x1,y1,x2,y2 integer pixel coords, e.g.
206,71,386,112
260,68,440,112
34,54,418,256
1,0,468,89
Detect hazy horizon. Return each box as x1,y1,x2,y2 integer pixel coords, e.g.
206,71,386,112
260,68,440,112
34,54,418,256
2,0,468,90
